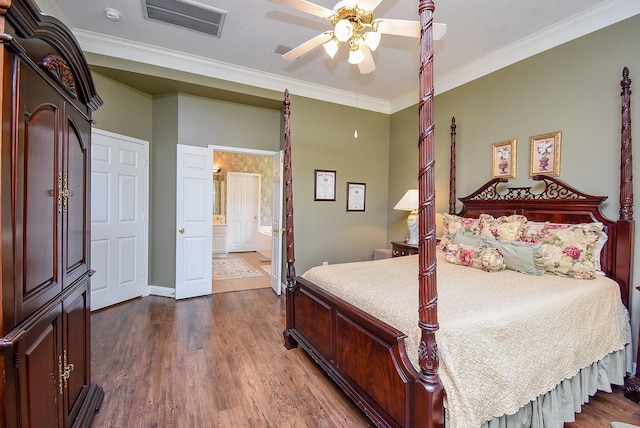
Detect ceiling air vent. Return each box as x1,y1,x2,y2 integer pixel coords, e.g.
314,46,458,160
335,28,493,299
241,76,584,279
143,0,226,38
274,44,293,55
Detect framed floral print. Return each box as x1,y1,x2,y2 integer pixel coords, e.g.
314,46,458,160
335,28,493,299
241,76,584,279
491,139,517,179
530,131,561,177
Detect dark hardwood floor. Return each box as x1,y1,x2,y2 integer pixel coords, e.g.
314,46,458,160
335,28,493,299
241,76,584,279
91,289,640,427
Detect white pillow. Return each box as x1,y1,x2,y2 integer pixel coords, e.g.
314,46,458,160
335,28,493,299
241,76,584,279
593,229,608,272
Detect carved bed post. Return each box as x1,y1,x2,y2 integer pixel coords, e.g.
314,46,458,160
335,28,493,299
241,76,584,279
449,117,457,215
416,1,444,426
620,67,633,222
282,89,298,349
615,67,633,310
618,67,638,388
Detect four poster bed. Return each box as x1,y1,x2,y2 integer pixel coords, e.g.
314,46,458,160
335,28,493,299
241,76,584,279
280,2,635,427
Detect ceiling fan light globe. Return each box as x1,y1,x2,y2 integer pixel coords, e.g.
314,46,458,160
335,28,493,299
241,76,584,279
323,39,340,58
334,19,353,42
348,48,365,65
364,31,381,51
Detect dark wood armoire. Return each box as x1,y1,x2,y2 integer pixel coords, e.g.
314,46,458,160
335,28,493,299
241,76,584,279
0,0,103,427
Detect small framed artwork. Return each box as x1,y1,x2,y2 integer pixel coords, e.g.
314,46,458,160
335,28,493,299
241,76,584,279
346,182,366,211
491,139,517,179
314,169,336,201
530,131,561,176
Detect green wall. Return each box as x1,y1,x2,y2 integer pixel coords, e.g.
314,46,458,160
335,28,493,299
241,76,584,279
150,95,179,288
89,14,640,355
178,95,281,150
389,14,640,359
148,94,282,288
288,95,390,274
89,71,392,288
91,73,153,142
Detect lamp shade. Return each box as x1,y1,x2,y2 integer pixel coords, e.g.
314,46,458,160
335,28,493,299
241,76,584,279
393,189,418,212
394,189,418,245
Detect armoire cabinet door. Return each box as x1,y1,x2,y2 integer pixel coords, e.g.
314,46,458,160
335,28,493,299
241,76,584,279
62,279,91,426
15,304,64,428
13,280,91,428
14,60,90,324
63,103,90,288
15,62,63,323
0,3,103,428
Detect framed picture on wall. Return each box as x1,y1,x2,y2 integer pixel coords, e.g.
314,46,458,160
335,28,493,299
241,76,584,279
346,182,366,211
314,169,336,201
491,139,517,179
530,131,562,176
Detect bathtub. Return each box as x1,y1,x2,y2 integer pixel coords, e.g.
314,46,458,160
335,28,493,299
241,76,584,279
258,226,272,252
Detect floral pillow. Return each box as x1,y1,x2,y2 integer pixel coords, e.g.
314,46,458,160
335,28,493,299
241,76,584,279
438,214,481,252
445,244,506,273
479,214,528,241
520,221,548,243
519,222,603,279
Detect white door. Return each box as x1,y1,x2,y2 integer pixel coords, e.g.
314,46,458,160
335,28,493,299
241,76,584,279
175,144,213,300
227,172,260,253
270,152,284,295
90,129,148,311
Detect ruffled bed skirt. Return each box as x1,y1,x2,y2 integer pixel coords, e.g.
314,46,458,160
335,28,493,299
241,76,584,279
468,343,632,428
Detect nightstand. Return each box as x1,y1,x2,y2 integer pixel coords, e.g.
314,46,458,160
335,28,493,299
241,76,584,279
391,241,419,257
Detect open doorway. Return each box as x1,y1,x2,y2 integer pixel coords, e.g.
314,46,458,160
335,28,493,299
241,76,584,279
209,145,284,295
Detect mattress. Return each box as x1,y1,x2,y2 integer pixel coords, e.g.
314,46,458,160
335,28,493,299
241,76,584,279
301,253,631,427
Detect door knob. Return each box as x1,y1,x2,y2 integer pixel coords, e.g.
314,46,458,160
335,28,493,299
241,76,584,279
178,227,185,233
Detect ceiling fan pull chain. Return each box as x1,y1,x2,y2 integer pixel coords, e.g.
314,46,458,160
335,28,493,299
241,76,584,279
354,79,359,139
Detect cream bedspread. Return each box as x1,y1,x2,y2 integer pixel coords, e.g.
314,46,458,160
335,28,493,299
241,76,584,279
301,253,630,428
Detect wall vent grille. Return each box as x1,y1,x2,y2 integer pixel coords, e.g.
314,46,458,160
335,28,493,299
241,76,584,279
143,0,226,38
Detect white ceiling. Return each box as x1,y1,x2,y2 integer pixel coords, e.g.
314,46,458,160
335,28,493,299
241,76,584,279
33,0,640,113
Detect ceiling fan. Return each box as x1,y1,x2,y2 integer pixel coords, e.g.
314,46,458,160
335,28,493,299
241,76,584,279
269,0,446,74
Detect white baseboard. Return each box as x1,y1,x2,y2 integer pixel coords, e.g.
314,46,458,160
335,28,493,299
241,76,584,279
147,285,176,298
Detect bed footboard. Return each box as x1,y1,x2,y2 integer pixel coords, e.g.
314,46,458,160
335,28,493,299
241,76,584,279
284,277,433,428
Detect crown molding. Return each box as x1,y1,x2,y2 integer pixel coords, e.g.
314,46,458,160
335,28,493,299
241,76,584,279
74,29,392,114
431,0,640,101
391,0,640,113
63,0,640,114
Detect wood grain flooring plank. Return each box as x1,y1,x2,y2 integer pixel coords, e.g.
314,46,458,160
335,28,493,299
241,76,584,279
91,287,639,427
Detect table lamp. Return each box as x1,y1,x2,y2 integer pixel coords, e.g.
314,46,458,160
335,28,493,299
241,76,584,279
393,189,419,245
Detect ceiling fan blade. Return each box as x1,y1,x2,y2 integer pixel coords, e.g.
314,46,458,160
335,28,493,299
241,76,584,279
357,45,376,74
282,32,333,60
433,23,447,40
376,19,419,38
357,0,383,12
267,0,333,19
376,19,447,40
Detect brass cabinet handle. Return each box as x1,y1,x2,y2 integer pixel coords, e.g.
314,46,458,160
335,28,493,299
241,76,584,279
58,350,74,394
